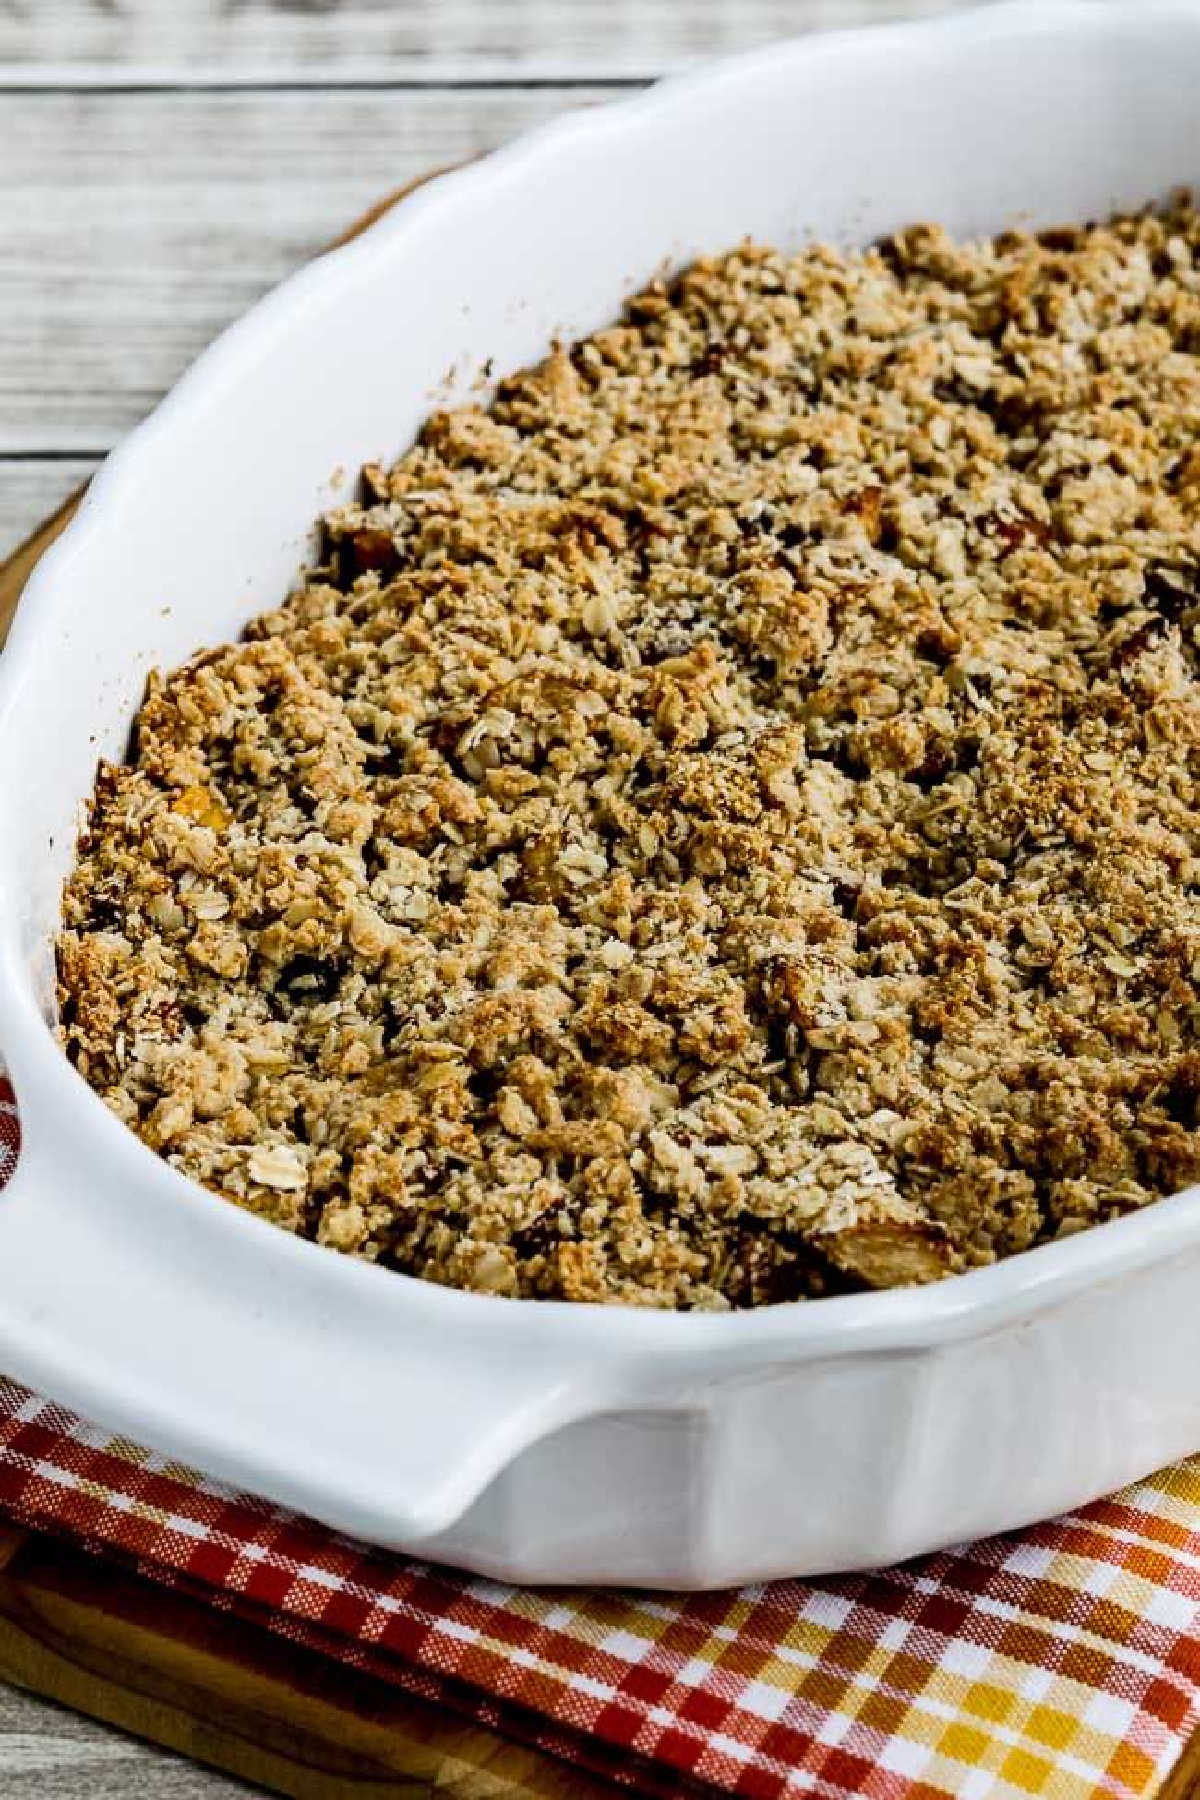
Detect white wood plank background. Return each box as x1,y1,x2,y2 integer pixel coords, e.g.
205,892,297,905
0,87,613,452
0,1,992,1793
0,1683,249,1797
0,0,975,82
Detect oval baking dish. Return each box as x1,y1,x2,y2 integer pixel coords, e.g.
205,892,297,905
0,0,1198,1588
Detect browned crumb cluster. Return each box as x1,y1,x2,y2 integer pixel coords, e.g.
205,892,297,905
58,202,1200,1308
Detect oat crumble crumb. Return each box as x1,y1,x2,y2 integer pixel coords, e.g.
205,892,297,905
58,201,1200,1307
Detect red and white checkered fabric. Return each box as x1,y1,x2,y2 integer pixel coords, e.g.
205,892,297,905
0,1078,1197,1800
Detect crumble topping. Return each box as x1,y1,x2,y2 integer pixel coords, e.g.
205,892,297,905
58,201,1200,1307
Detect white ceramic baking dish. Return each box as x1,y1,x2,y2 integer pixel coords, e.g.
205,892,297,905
0,0,1198,1589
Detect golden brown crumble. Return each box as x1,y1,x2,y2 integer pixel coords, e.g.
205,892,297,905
58,202,1200,1308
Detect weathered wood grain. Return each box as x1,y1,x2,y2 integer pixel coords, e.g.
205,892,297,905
0,89,611,460
0,0,972,83
0,1688,253,1798
0,461,99,565
0,1683,253,1798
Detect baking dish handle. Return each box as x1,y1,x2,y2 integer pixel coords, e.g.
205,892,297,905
0,1054,613,1549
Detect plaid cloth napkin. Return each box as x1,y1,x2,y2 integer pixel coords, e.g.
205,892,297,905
1,1080,1198,1800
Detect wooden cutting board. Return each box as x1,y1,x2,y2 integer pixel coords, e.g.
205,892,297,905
3,183,1200,1800
0,1522,619,1799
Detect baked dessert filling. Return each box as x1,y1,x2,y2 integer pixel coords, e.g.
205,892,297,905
58,201,1200,1308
